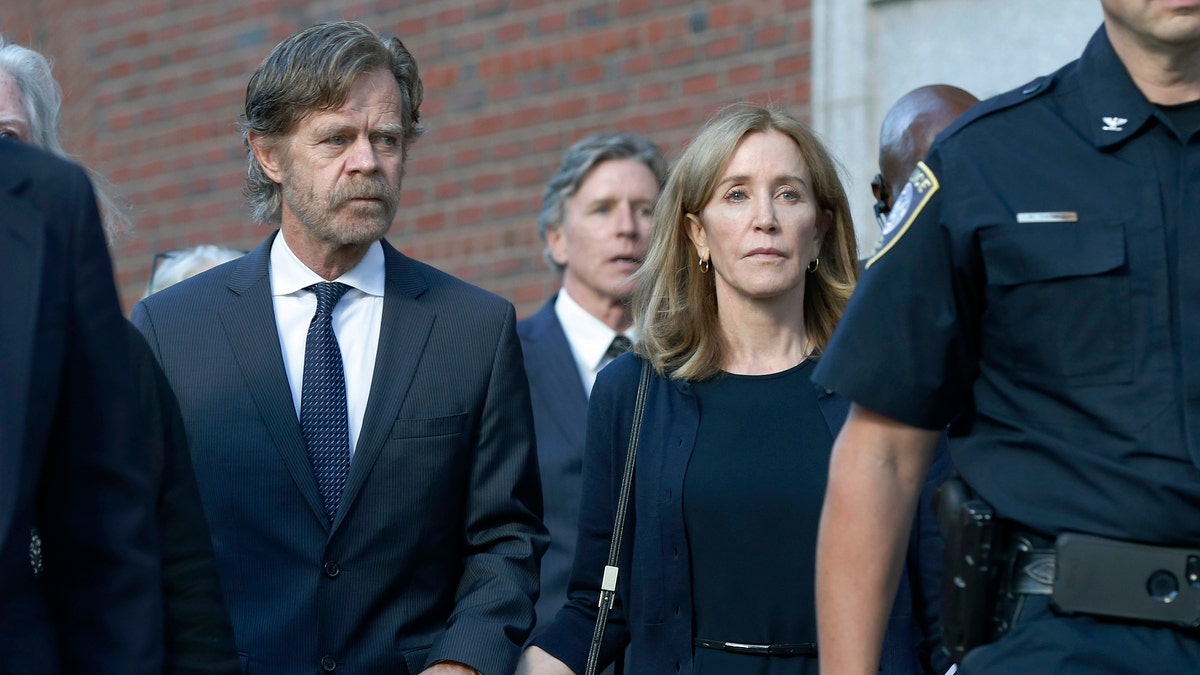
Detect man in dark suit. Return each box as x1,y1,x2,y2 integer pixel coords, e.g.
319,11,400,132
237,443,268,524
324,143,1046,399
132,21,546,675
0,139,163,674
518,133,665,636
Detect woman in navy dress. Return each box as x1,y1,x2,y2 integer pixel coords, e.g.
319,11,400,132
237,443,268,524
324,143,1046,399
519,105,947,675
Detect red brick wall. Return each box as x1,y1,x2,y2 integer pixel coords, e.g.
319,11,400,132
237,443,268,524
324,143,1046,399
4,0,812,317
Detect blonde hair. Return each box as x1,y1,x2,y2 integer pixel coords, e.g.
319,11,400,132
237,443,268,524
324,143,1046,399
631,104,858,381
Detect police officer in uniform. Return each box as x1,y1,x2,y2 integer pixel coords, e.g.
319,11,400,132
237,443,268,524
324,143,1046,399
813,1,1200,673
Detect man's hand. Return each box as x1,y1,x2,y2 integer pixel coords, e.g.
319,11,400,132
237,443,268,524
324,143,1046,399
514,646,575,675
420,661,480,675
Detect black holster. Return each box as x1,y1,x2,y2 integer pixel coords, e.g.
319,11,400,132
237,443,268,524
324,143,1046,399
934,479,1009,664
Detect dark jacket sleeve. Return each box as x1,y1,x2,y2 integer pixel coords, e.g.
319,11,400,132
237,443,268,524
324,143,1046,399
531,357,641,672
127,323,241,675
426,304,550,674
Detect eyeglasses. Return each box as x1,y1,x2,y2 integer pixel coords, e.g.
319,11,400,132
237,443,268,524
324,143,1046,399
147,246,248,296
871,173,890,230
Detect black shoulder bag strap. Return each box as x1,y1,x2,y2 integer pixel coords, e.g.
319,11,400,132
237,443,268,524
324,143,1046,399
584,359,652,675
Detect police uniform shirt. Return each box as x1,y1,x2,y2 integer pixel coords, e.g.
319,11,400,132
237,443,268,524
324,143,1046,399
812,27,1200,546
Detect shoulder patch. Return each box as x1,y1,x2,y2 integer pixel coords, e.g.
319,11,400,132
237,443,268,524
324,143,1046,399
866,161,938,268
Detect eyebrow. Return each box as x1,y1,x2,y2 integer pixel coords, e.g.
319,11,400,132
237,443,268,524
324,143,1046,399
585,195,656,207
717,174,810,188
309,121,406,138
0,116,30,139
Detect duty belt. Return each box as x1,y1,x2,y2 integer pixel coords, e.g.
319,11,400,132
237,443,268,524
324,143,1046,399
1004,531,1200,627
1010,546,1056,595
693,638,816,657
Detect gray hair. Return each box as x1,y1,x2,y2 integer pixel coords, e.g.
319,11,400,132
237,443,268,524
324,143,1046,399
0,35,133,240
240,21,425,224
146,245,246,297
537,132,668,274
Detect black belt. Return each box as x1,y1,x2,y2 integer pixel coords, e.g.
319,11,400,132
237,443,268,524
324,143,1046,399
1004,531,1200,628
1010,547,1056,595
693,638,816,657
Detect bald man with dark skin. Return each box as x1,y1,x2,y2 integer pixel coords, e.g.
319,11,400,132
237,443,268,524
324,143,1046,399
871,85,979,225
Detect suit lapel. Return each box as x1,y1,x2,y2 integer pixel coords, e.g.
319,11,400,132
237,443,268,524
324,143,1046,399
524,300,588,451
219,234,328,525
0,171,44,543
333,240,432,531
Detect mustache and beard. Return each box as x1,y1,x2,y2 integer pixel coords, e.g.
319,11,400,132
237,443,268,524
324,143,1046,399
281,170,402,247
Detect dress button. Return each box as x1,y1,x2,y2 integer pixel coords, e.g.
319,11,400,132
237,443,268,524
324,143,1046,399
320,656,337,671
323,561,340,578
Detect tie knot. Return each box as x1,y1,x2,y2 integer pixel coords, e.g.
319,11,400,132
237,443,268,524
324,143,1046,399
606,334,633,360
308,282,350,316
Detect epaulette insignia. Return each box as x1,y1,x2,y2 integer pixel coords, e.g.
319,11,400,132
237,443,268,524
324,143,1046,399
866,161,939,268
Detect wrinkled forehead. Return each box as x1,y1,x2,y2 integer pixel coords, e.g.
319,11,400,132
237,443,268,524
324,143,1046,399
0,70,31,140
293,69,406,129
0,69,28,117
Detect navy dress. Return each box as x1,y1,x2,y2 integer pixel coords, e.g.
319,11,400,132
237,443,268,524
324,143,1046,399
685,361,827,674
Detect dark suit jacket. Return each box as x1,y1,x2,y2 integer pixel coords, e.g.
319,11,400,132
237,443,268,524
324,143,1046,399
0,140,163,674
516,297,589,634
127,322,240,674
132,232,547,675
535,354,947,674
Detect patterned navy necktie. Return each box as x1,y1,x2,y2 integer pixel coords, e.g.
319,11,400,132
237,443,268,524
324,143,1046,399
605,334,632,360
300,281,351,522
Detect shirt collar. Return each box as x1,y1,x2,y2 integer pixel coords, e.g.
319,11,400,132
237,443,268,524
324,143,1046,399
554,289,637,373
1078,25,1157,150
270,232,386,298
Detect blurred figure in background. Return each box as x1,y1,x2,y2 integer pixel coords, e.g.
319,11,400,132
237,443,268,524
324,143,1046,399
870,85,978,230
147,245,247,296
519,132,666,649
0,35,240,674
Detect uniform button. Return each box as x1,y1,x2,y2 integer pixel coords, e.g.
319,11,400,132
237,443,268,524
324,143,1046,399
323,561,340,578
675,606,680,617
320,656,337,671
673,546,679,558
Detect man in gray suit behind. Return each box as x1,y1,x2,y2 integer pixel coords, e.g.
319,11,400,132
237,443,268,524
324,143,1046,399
132,21,547,675
518,133,665,642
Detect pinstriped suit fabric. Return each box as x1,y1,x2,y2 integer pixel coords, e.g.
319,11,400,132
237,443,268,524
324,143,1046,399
132,233,548,675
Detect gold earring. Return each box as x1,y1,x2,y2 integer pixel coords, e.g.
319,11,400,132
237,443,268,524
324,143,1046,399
699,256,710,273
807,257,819,273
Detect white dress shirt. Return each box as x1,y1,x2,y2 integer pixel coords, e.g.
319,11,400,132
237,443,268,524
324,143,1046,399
554,289,637,397
270,234,384,456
